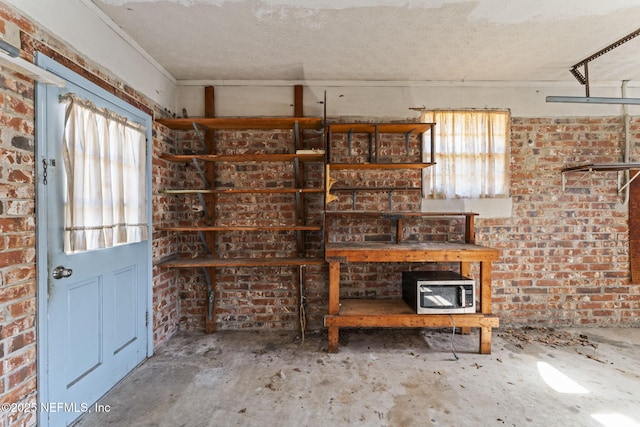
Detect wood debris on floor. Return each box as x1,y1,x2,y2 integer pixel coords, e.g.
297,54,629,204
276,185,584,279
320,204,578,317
498,326,598,349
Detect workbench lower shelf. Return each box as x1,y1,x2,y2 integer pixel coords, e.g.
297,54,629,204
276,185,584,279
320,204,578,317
324,241,500,354
324,299,499,353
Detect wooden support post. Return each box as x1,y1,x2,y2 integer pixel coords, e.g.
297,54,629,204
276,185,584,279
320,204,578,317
292,85,307,336
203,85,216,210
292,86,305,248
205,86,215,120
328,327,339,353
465,214,475,244
294,85,303,117
204,86,217,334
327,260,341,352
480,261,492,314
479,326,492,354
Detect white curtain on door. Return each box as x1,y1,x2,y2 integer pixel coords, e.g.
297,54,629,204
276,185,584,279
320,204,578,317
421,110,509,199
61,93,148,253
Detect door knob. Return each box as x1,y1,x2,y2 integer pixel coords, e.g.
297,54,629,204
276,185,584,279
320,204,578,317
52,266,73,279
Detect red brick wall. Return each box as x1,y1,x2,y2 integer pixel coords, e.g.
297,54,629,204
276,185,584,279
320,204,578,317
0,8,40,425
0,38,38,427
0,4,179,425
152,123,181,345
167,117,640,331
487,117,639,326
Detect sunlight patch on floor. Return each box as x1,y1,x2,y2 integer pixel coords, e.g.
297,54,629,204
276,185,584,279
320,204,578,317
592,413,640,427
537,361,589,394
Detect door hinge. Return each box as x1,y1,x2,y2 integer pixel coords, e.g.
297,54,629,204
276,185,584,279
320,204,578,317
145,311,149,327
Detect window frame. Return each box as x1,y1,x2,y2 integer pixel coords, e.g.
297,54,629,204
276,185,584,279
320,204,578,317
420,109,512,218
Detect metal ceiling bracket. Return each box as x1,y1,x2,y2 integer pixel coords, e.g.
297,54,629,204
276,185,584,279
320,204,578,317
569,27,640,97
549,27,640,104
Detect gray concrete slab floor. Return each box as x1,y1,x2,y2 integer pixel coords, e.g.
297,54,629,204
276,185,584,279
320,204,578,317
74,327,640,427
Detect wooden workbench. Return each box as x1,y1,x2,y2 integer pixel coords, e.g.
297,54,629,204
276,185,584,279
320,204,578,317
324,241,500,353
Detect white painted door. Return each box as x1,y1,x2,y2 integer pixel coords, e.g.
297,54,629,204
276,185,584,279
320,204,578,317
35,55,151,427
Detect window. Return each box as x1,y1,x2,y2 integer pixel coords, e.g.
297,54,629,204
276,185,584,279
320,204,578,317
61,93,148,253
421,110,510,199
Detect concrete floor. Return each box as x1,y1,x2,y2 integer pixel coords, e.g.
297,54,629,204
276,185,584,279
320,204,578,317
74,327,640,427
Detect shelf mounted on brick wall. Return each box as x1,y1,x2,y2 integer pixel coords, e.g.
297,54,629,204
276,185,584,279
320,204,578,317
561,163,640,193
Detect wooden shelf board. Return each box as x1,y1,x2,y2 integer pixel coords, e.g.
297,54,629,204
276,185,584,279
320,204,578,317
325,299,499,328
325,242,499,263
327,123,434,134
158,257,325,268
325,211,478,218
330,187,421,192
329,163,434,170
562,162,640,173
157,117,324,131
162,188,324,194
160,153,325,163
157,225,322,232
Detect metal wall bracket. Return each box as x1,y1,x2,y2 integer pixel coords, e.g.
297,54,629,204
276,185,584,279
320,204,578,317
561,163,640,193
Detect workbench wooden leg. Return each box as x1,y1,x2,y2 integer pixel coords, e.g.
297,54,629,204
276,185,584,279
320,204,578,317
479,326,492,354
328,262,340,315
480,261,492,314
327,261,341,353
328,326,339,353
459,327,471,335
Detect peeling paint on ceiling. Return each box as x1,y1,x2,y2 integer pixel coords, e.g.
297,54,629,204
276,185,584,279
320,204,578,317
97,0,640,22
92,0,640,82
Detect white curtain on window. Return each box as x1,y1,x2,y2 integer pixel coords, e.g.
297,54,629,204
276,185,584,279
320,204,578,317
421,110,509,199
61,94,148,253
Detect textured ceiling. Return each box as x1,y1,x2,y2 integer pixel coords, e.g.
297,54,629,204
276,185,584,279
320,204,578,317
92,0,640,84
